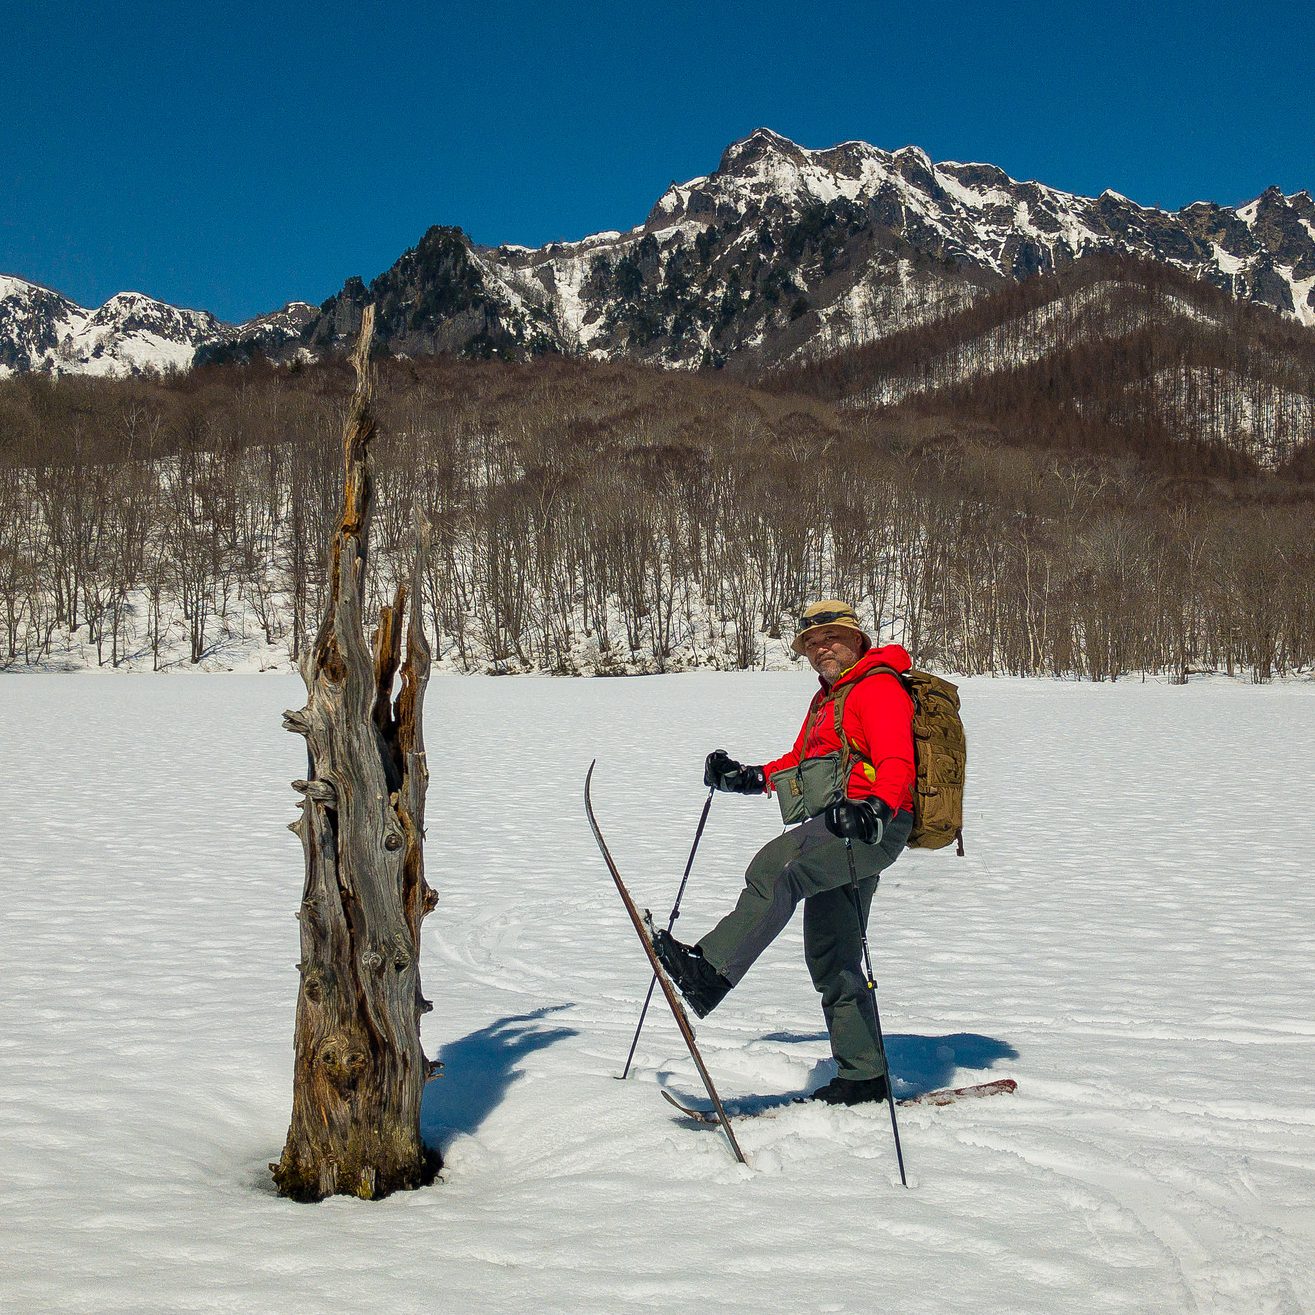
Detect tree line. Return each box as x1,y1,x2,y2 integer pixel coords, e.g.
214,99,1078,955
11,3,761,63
1,344,1312,681
775,255,1315,479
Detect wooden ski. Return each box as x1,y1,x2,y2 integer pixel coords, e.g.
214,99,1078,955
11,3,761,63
585,762,747,1166
662,1077,1017,1124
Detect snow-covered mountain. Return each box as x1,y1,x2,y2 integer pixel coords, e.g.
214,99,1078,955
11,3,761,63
297,128,1315,368
0,274,314,378
4,128,1314,376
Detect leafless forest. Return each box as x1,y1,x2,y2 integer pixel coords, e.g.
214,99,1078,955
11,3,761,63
3,270,1313,680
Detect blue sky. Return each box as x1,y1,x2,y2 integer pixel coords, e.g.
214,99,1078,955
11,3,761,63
4,1,1312,323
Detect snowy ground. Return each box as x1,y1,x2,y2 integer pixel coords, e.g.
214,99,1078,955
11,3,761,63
2,672,1313,1315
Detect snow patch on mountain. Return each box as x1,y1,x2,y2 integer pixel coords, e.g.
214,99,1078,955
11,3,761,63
936,164,1015,210
60,292,224,377
1283,267,1315,327
0,275,320,378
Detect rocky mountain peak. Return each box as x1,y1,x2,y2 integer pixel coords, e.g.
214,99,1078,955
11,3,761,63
4,131,1315,377
716,127,807,174
891,144,936,189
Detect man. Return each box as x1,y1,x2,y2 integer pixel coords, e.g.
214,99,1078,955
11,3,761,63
653,600,916,1107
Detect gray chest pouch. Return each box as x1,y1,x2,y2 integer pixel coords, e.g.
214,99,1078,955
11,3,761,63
770,753,846,826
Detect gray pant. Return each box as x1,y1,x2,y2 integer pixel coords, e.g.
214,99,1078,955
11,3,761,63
697,809,912,1082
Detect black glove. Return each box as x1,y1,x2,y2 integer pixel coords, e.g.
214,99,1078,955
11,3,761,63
704,749,767,795
824,797,893,845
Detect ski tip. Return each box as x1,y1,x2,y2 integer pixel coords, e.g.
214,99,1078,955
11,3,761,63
661,1089,718,1125
898,1077,1018,1107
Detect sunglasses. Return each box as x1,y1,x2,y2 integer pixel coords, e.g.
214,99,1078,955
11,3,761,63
796,609,858,631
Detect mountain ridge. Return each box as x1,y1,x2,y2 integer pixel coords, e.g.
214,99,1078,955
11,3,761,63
3,127,1314,377
0,273,316,378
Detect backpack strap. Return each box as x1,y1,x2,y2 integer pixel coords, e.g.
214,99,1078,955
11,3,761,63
800,687,828,750
830,663,911,784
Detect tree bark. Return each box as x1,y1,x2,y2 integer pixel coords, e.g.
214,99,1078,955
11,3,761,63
272,305,440,1201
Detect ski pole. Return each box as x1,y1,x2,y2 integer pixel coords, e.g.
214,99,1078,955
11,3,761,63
618,786,716,1080
846,837,908,1188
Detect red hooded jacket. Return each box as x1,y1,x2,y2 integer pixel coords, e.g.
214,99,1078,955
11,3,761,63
763,643,916,814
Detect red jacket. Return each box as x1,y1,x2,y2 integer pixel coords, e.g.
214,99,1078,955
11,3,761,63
763,644,916,813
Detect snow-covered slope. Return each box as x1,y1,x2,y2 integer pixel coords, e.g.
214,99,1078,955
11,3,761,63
55,291,225,377
0,274,86,375
0,274,315,378
3,673,1312,1314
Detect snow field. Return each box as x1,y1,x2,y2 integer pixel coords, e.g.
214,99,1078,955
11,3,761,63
1,673,1313,1314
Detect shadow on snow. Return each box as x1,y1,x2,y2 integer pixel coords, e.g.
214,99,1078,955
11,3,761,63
758,1029,1019,1099
421,1004,579,1152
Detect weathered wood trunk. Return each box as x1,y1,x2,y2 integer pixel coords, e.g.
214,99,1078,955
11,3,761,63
271,305,439,1201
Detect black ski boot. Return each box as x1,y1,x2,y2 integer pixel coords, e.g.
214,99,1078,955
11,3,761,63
808,1074,889,1106
652,930,732,1018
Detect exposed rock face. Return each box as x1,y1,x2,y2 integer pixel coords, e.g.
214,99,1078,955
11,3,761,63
4,128,1314,376
0,277,229,377
300,227,557,361
194,301,317,368
298,128,1315,368
0,273,314,378
0,276,82,375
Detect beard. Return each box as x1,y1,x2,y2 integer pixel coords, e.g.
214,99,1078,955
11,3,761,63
814,656,843,683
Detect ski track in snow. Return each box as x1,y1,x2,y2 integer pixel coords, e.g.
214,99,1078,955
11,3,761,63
2,673,1313,1314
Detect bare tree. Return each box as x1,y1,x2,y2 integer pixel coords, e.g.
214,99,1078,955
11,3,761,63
4,335,1313,682
271,306,439,1202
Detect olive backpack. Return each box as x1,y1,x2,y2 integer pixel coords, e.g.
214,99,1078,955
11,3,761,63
832,665,967,854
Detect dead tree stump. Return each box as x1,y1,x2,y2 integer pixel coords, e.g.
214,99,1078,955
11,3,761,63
272,305,440,1201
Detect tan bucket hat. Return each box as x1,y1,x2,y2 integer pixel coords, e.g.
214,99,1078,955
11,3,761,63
790,599,872,655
